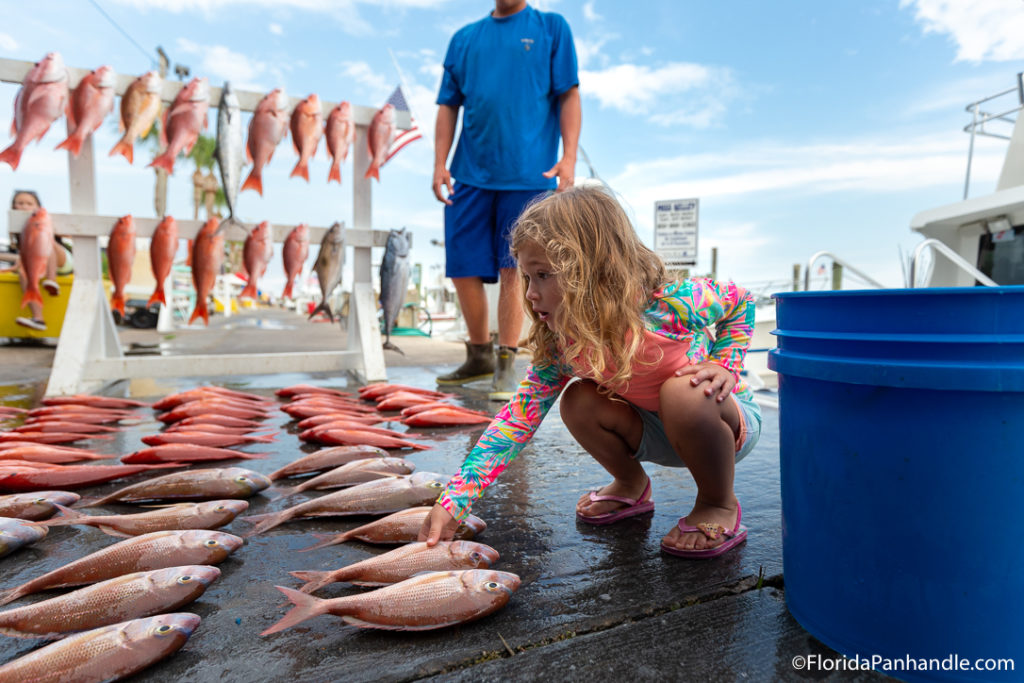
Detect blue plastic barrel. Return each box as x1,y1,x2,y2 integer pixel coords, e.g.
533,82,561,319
768,287,1024,682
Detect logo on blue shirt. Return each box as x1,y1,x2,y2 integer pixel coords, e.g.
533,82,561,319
521,38,534,51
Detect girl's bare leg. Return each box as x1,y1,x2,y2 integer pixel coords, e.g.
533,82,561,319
659,376,741,552
560,380,649,517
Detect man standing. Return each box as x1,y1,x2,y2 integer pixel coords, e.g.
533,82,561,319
433,0,580,401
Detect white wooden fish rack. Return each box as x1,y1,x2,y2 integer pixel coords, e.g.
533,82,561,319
1,57,414,396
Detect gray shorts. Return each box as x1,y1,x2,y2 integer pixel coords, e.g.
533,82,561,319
632,393,762,468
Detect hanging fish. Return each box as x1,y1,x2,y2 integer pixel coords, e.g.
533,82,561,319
364,103,395,181
325,101,354,184
289,93,323,182
308,222,345,322
110,70,162,164
149,77,209,175
0,52,69,170
107,214,136,322
147,215,179,308
214,81,246,233
281,223,309,300
380,228,411,355
56,64,115,157
242,88,289,196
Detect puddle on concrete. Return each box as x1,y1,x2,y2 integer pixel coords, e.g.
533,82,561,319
221,318,296,331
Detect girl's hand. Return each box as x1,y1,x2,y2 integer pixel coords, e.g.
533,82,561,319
675,362,736,402
417,503,459,546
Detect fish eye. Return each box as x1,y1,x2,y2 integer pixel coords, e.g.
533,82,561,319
154,624,173,635
177,575,193,584
428,481,443,489
32,498,46,504
234,476,250,483
484,581,500,590
214,505,227,511
470,552,482,562
203,539,220,547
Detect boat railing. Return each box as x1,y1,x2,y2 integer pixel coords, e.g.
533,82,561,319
803,251,886,291
908,238,998,288
963,73,1024,199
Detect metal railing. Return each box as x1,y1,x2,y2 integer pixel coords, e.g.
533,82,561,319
963,73,1024,199
803,251,885,291
909,238,998,288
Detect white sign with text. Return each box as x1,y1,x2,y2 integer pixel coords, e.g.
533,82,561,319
654,198,698,268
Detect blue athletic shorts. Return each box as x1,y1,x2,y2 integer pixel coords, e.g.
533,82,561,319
632,393,762,468
444,182,548,283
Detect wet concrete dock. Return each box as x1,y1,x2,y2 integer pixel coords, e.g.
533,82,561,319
0,309,892,682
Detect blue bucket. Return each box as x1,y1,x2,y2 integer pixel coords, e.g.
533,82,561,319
769,287,1024,682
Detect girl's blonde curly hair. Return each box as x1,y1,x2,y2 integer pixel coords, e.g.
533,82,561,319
511,186,666,393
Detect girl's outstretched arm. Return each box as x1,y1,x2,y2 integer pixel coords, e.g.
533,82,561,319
418,503,458,546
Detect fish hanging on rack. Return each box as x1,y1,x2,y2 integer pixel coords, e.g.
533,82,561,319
289,93,323,182
214,81,246,233
108,215,137,322
281,223,309,300
56,64,115,158
110,70,162,164
18,208,55,310
380,228,411,355
242,88,289,196
308,222,345,322
325,101,354,184
188,217,224,326
0,52,69,170
147,215,179,308
149,76,209,175
365,103,395,181
240,221,274,300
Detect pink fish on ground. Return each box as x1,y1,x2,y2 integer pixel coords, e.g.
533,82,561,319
39,501,250,537
242,88,289,196
267,445,389,481
110,70,162,164
298,506,487,551
240,221,274,300
122,444,268,464
108,215,137,320
289,93,323,182
325,101,354,184
189,217,224,326
364,103,395,181
56,65,115,157
281,223,309,299
147,215,179,307
263,569,520,634
0,52,68,170
149,76,209,174
0,614,200,680
16,208,54,310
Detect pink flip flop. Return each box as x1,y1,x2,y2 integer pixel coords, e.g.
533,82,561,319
576,478,655,525
660,501,747,559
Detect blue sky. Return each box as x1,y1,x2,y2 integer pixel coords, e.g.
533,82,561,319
1,0,1021,297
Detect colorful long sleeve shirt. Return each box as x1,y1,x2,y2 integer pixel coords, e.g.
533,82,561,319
436,278,756,521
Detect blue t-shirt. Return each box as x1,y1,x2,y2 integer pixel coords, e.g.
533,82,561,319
437,5,578,191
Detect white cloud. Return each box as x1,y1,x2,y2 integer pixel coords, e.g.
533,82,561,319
582,1,601,21
581,62,736,128
901,0,1024,62
0,33,18,52
268,23,283,35
339,61,393,99
574,34,616,70
175,38,268,91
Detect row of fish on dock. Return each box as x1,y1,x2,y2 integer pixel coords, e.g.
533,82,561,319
0,382,518,681
2,51,401,190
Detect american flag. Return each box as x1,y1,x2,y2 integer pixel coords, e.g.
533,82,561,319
384,85,423,163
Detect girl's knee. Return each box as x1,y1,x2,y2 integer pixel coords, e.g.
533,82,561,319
659,377,721,425
559,380,599,426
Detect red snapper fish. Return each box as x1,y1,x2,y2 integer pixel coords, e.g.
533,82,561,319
263,569,520,634
147,215,179,307
107,214,137,319
0,52,68,170
242,88,289,196
189,217,224,326
17,208,55,310
364,103,395,181
289,93,323,182
240,221,274,300
110,70,162,164
149,76,209,174
56,64,115,157
281,223,309,299
325,101,354,183
0,613,200,680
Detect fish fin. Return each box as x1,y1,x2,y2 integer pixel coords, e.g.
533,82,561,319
340,616,439,631
0,143,22,171
289,161,309,182
33,503,83,527
281,281,294,300
239,282,258,300
55,134,83,157
261,586,328,635
245,144,252,164
241,169,263,196
240,510,290,537
20,288,43,308
307,302,334,323
109,139,133,164
146,287,166,308
110,293,125,317
188,301,208,326
149,151,175,174
97,525,133,538
327,162,340,184
296,532,347,553
288,570,339,593
364,165,379,181
382,340,405,356
215,216,249,236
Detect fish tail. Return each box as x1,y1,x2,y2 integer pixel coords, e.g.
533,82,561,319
149,151,176,174
0,143,22,171
268,487,296,503
307,302,334,323
239,282,258,300
289,569,339,593
281,281,294,300
20,289,43,309
290,161,309,182
364,164,379,181
35,502,85,527
55,134,83,157
382,340,405,356
146,286,166,308
327,162,340,184
240,510,290,536
188,301,209,326
261,586,328,635
0,585,29,607
241,169,263,196
111,293,126,317
110,139,134,164
296,532,347,553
